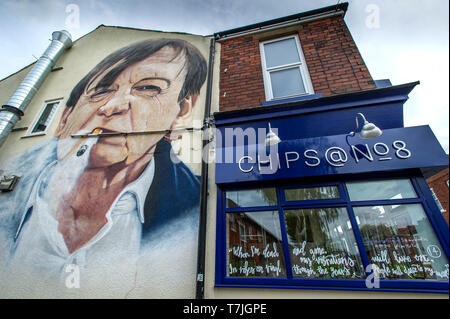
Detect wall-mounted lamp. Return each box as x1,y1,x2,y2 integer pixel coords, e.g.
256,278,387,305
349,113,382,139
265,122,281,146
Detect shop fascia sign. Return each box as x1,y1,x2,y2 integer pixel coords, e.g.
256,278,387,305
237,139,409,173
215,125,448,184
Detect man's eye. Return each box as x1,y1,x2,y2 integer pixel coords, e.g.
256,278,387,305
133,85,161,96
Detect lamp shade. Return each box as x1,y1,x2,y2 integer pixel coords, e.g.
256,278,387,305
349,113,383,139
360,122,382,139
265,123,281,146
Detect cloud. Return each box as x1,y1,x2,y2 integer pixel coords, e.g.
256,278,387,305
345,0,449,152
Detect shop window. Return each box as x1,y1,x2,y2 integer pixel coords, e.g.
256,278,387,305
217,177,449,292
353,203,448,280
226,188,277,208
259,35,314,100
27,100,61,135
227,211,286,278
285,207,365,279
346,179,417,201
284,186,340,201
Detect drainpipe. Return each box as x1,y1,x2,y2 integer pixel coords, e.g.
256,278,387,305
195,37,215,299
0,30,72,149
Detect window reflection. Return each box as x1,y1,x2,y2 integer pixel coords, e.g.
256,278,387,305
270,67,305,98
32,101,59,133
284,208,365,279
263,38,300,68
226,188,277,208
285,186,340,201
346,179,417,201
226,211,286,278
354,204,449,281
223,177,449,286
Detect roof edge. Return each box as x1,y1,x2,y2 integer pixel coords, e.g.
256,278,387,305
214,2,348,39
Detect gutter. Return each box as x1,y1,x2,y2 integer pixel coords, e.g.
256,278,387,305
195,37,215,299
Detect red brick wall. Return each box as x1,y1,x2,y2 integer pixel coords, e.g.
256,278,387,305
299,16,376,96
427,168,449,225
219,36,266,112
219,16,376,112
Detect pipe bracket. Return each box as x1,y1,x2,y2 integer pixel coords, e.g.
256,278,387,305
1,105,24,117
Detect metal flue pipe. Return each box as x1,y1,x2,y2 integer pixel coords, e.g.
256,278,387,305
0,30,72,148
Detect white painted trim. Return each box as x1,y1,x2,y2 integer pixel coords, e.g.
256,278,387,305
23,99,62,137
260,34,314,101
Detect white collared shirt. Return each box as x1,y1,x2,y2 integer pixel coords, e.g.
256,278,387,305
7,157,155,291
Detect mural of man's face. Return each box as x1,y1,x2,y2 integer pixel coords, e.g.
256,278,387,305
56,46,193,169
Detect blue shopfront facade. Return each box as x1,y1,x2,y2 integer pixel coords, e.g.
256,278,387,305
213,82,449,293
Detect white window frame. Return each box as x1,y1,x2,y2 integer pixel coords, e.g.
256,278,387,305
259,35,314,101
230,213,236,232
238,222,246,243
25,99,62,137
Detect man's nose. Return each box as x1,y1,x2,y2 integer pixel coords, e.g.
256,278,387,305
97,96,130,117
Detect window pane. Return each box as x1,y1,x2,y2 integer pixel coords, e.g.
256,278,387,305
284,208,365,279
226,211,287,277
270,67,306,98
354,204,449,281
285,186,340,201
346,179,417,201
264,38,300,68
32,102,58,133
226,188,277,208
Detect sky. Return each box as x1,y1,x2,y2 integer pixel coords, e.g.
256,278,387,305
0,0,448,152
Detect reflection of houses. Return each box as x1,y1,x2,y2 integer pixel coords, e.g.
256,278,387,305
357,205,435,280
285,208,364,278
226,198,284,270
227,213,279,259
422,162,449,225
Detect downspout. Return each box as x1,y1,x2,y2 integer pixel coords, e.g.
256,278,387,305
0,30,72,149
195,37,215,299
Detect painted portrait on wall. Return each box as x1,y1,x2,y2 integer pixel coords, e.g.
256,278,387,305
0,38,207,298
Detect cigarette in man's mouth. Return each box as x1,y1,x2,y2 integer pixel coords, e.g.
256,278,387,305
76,128,103,157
